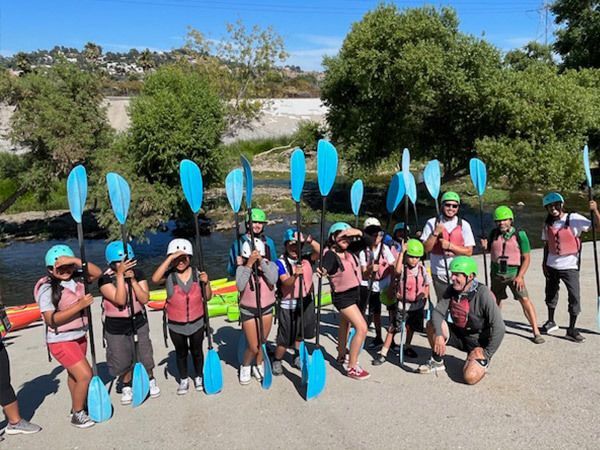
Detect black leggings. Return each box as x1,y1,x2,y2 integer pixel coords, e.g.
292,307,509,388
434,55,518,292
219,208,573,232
168,328,205,380
0,342,17,407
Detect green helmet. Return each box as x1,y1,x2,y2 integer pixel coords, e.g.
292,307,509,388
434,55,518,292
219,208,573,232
441,191,461,204
449,256,477,276
542,192,564,207
248,208,267,223
493,205,514,221
328,222,351,237
405,239,424,257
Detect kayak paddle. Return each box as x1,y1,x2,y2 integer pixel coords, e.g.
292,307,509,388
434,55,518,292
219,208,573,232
241,155,273,390
309,139,339,400
407,172,419,230
400,149,412,366
423,159,450,281
469,157,489,285
106,172,150,407
290,148,311,386
583,145,600,329
350,179,364,228
180,159,223,395
67,165,112,423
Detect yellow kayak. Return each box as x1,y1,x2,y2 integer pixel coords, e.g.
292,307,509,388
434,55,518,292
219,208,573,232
149,278,232,302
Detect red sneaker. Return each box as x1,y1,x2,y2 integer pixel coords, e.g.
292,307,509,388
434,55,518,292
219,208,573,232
347,365,371,380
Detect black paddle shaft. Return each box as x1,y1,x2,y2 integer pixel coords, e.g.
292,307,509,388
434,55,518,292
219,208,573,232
120,226,140,362
77,222,98,375
247,211,266,347
477,197,489,286
364,216,391,322
434,200,451,283
295,202,305,342
193,213,214,349
233,212,242,325
588,188,600,300
315,197,327,348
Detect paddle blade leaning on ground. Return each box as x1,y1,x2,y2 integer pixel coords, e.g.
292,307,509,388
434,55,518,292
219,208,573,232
583,145,600,329
68,165,112,423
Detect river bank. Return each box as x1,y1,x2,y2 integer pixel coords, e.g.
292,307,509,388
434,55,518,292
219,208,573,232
2,246,599,449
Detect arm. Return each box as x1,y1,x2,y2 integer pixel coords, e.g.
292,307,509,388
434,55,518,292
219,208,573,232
261,260,279,286
151,255,175,284
422,221,439,253
236,265,252,292
41,294,93,327
306,235,321,262
99,272,128,307
394,247,406,275
130,278,149,305
431,296,450,337
85,262,102,282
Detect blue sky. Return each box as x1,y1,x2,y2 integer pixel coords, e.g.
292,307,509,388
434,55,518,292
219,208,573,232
1,0,551,70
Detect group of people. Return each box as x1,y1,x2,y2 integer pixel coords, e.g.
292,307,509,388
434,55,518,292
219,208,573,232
0,189,597,438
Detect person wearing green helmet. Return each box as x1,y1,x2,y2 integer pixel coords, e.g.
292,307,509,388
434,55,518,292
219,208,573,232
540,192,600,342
226,207,277,278
480,206,544,344
318,222,371,380
372,239,431,366
421,191,475,303
418,256,505,385
34,244,102,428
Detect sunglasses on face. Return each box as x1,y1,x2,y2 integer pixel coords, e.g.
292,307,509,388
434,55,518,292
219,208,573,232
546,203,562,210
444,203,459,209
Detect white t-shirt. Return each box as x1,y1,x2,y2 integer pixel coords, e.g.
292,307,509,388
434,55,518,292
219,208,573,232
541,212,590,270
359,244,396,292
37,279,87,343
421,216,476,281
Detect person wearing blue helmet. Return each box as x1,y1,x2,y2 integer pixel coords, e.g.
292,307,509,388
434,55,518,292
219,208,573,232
98,241,160,404
34,244,102,429
540,192,600,342
271,228,320,376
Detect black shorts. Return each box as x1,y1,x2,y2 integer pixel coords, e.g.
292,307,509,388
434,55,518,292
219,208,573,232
387,305,424,333
446,324,489,354
276,296,316,347
332,287,360,311
240,304,275,322
359,286,382,316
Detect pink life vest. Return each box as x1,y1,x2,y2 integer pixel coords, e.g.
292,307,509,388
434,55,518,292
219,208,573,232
396,264,427,303
102,274,144,318
490,230,522,266
240,272,276,309
365,245,393,281
34,276,88,333
432,218,465,255
546,214,580,256
165,273,204,323
279,257,313,300
326,248,362,293
449,295,470,329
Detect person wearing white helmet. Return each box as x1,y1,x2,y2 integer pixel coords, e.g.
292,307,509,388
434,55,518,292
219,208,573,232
236,237,279,385
151,238,212,394
540,192,600,342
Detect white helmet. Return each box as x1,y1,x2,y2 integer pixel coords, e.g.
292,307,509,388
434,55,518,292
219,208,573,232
363,217,381,229
241,238,266,258
167,238,193,256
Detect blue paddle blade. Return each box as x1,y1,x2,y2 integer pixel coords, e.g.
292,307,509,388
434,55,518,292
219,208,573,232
131,362,150,408
407,172,417,204
423,160,441,200
299,341,309,385
386,172,405,215
317,139,338,197
87,375,112,423
240,155,253,208
306,349,326,400
584,145,593,188
350,179,364,217
203,348,223,395
290,148,306,203
401,148,411,190
237,332,247,366
66,165,88,224
346,327,365,353
179,159,203,214
225,168,244,213
469,158,487,197
106,172,131,225
261,344,273,390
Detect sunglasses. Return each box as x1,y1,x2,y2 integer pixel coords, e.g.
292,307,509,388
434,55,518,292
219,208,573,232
444,203,459,209
546,203,562,210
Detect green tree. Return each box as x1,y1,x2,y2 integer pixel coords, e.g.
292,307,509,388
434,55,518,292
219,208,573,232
552,0,600,69
13,52,32,74
83,42,103,68
504,41,555,71
137,49,155,72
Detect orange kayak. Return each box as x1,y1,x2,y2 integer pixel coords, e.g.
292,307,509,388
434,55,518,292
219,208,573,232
6,303,42,332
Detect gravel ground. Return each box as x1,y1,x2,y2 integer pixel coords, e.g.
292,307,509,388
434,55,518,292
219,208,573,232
2,245,600,449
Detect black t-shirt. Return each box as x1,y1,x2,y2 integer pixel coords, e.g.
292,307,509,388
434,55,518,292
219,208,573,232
98,268,147,335
322,251,341,275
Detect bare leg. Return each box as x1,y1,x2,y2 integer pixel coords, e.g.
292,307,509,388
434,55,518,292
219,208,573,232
519,297,541,336
341,305,368,368
242,319,260,366
67,359,93,412
3,401,22,424
463,347,487,385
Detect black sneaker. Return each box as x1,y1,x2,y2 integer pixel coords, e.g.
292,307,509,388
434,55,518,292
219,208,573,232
367,337,384,350
566,328,585,343
540,320,558,335
371,355,386,366
272,360,283,376
403,347,418,358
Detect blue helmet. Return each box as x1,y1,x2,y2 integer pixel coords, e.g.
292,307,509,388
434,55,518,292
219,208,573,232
105,241,135,264
543,192,565,207
328,222,351,237
393,222,405,235
283,228,298,243
45,244,75,267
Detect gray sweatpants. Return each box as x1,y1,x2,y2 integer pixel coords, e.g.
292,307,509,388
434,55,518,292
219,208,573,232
544,267,581,316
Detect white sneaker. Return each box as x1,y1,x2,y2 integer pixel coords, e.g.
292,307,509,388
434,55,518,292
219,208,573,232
177,379,189,395
239,365,252,385
149,378,161,398
120,386,133,405
252,364,264,382
193,376,203,392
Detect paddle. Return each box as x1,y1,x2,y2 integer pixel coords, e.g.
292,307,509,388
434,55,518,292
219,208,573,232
407,172,418,230
350,180,364,228
106,172,150,407
469,157,489,286
67,165,112,423
423,159,450,281
179,159,223,395
241,155,273,390
583,145,600,328
307,139,338,401
399,149,413,366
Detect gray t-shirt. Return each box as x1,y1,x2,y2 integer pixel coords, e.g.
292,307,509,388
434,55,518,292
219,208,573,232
36,279,87,343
